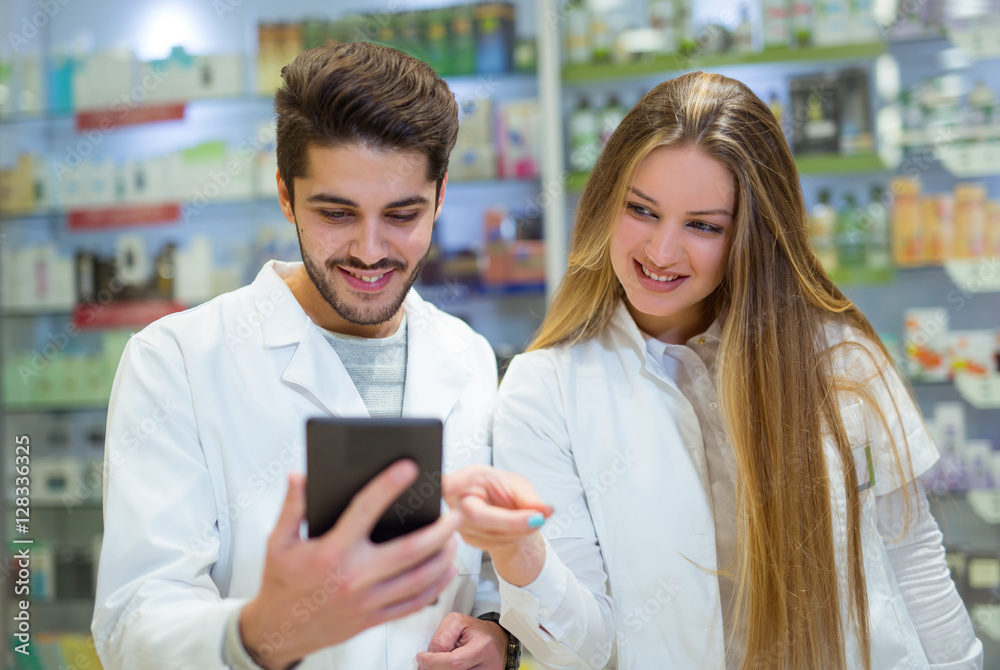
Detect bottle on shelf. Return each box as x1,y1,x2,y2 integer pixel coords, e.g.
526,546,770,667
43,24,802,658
731,2,755,54
649,0,680,54
835,192,866,270
564,0,591,66
75,250,97,303
599,93,627,148
864,185,891,271
569,96,600,173
589,7,613,64
968,79,996,127
790,0,814,48
809,189,838,272
848,0,882,43
768,91,786,137
154,243,177,300
761,0,791,50
814,0,851,47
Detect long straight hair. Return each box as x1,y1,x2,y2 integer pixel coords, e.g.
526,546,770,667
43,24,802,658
532,71,915,669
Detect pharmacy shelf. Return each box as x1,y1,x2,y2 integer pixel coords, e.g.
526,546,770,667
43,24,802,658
561,42,888,84
566,153,886,191
828,265,895,286
0,69,539,127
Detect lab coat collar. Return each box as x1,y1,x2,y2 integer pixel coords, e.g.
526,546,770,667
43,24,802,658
250,261,473,420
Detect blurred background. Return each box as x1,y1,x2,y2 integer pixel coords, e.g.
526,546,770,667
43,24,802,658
1,0,999,667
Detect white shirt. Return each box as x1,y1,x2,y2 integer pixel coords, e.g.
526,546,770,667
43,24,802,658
493,301,981,669
93,261,500,670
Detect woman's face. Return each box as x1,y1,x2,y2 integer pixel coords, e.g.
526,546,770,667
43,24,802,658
610,144,735,344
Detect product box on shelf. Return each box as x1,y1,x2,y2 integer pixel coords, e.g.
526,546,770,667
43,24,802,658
473,2,516,75
948,330,1000,379
903,307,949,382
451,97,496,181
497,99,540,179
480,207,545,288
72,49,135,110
790,73,840,155
145,47,244,102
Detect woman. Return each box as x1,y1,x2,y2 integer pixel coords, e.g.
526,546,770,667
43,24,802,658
441,71,982,670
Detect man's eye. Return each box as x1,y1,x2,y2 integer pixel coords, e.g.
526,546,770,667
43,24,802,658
388,211,419,223
321,210,351,221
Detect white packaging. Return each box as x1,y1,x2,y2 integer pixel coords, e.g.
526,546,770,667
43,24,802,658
174,236,215,305
964,439,994,489
933,401,966,458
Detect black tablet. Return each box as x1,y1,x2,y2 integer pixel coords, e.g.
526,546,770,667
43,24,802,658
305,417,443,543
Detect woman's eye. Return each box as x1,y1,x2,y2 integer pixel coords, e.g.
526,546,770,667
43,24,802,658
627,203,655,219
689,220,724,234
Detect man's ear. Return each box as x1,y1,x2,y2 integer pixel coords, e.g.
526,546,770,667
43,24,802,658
434,173,448,221
276,170,296,225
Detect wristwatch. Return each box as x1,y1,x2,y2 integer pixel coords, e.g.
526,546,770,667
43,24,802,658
477,612,521,669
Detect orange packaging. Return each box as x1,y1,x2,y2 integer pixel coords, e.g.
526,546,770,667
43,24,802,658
952,182,987,259
891,177,923,266
986,202,1000,259
920,193,953,265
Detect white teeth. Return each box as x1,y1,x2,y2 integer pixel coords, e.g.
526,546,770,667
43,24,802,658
641,265,679,282
348,271,385,283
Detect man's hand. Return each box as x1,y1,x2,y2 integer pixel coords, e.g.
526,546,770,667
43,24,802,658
240,460,461,670
443,464,553,587
416,612,509,670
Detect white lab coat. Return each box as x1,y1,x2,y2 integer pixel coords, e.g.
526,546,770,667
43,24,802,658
92,261,499,670
493,302,941,669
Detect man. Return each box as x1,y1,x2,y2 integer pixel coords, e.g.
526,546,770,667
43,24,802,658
92,43,516,669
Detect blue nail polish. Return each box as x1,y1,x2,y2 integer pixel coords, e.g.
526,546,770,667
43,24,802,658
527,513,546,529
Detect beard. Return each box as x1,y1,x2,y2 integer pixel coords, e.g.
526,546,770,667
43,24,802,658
297,228,429,327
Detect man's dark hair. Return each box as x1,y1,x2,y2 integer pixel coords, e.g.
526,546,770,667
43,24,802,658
274,42,459,207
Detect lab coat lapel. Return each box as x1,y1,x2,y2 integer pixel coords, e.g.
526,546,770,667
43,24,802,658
281,327,370,418
401,293,473,421
252,261,369,418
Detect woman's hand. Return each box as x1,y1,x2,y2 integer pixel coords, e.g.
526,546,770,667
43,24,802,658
443,464,553,586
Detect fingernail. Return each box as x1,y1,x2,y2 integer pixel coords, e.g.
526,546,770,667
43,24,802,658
527,513,546,529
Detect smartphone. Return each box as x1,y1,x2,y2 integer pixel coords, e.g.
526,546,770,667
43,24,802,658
305,417,443,543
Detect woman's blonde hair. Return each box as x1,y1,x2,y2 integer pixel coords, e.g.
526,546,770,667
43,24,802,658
532,71,914,669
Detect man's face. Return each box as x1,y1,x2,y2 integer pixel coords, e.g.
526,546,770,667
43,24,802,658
278,143,443,334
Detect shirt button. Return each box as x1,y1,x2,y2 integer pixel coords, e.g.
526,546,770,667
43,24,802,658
709,402,718,410
539,608,550,617
695,368,705,376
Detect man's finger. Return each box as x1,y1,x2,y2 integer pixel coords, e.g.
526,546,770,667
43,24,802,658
325,459,419,547
366,536,458,610
425,612,466,653
270,472,306,550
415,642,479,670
356,511,461,588
378,564,458,623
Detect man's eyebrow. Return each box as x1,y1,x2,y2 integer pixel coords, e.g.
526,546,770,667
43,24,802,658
305,193,358,207
629,187,732,217
303,193,430,209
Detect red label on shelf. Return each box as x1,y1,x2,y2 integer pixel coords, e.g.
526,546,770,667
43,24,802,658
67,203,181,230
72,300,187,330
75,102,186,131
